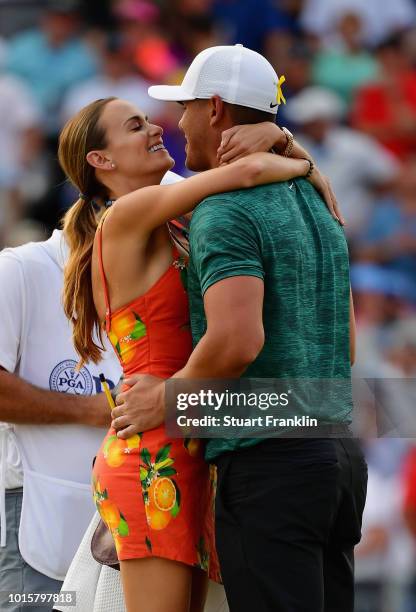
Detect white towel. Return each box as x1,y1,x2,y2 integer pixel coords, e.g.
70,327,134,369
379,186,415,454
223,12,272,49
55,512,229,612
54,513,125,612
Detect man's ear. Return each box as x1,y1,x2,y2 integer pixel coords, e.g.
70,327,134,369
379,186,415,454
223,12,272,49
86,150,113,171
209,95,225,127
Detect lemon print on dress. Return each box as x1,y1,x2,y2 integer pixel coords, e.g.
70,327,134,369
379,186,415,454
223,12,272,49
184,437,200,457
109,311,147,364
139,444,181,533
103,433,141,468
196,536,210,572
100,498,121,531
93,480,130,556
151,477,176,511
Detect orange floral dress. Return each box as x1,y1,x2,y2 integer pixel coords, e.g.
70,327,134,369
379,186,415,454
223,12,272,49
92,215,220,581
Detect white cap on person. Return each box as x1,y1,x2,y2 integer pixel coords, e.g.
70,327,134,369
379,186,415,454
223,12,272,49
285,87,344,124
148,44,282,115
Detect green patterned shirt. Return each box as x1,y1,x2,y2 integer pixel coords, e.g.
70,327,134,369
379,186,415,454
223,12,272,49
187,178,352,461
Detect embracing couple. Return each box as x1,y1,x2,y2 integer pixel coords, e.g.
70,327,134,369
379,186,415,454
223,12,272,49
60,44,367,612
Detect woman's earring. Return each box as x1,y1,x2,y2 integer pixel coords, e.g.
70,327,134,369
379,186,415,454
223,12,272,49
110,162,116,169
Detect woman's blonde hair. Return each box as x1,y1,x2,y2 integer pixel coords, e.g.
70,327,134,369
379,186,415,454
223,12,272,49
59,97,116,367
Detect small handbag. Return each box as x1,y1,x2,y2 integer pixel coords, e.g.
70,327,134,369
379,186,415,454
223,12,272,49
90,454,119,571
90,518,120,571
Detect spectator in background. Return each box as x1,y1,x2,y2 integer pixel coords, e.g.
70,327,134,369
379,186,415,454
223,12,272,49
61,31,164,125
6,0,97,138
354,466,392,612
371,320,416,437
350,264,412,375
285,86,398,240
355,441,414,612
274,40,313,130
168,0,298,64
163,11,219,67
5,0,99,234
0,38,42,248
115,0,180,83
403,438,416,543
0,0,43,38
351,34,416,160
311,11,378,105
300,0,416,48
212,0,296,64
282,40,312,93
384,319,416,378
403,441,416,612
355,158,416,302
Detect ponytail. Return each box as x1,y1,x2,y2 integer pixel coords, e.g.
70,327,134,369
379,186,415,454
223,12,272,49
58,97,116,367
62,197,103,367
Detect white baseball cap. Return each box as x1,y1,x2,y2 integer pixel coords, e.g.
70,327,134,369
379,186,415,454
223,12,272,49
148,44,282,115
285,87,345,124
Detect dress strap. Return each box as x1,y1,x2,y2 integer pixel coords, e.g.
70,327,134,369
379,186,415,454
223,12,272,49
168,221,188,258
96,210,112,334
169,217,190,240
171,241,180,260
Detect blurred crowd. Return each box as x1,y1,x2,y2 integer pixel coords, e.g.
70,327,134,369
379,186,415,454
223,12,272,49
0,1,416,610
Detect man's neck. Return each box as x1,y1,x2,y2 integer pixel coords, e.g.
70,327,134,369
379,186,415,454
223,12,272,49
206,152,220,170
205,132,223,170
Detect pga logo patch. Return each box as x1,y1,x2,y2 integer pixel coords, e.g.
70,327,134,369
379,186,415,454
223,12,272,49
49,359,94,395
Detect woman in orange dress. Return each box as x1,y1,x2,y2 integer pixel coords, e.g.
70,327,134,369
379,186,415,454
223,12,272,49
58,97,333,612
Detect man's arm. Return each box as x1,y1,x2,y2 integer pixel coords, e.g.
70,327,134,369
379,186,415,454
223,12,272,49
177,200,265,378
0,252,111,428
0,367,111,428
174,276,264,379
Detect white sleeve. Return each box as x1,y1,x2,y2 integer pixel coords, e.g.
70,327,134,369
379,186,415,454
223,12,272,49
6,77,40,130
356,135,399,184
161,171,185,185
60,83,87,125
385,0,416,27
0,252,25,373
361,470,394,529
299,0,331,34
60,89,79,125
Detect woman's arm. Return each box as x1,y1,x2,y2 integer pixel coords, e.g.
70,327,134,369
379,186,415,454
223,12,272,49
216,123,344,224
109,153,309,234
217,122,311,164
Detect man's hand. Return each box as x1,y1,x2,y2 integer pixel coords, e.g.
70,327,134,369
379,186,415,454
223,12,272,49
307,166,345,225
217,123,285,164
111,374,165,439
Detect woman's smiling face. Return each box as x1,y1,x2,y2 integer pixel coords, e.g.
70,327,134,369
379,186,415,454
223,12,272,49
94,98,175,189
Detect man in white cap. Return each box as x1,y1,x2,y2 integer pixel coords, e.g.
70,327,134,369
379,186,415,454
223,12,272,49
113,44,367,611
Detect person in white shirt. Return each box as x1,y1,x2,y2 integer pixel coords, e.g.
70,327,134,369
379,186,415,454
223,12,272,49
0,228,122,611
300,0,416,48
